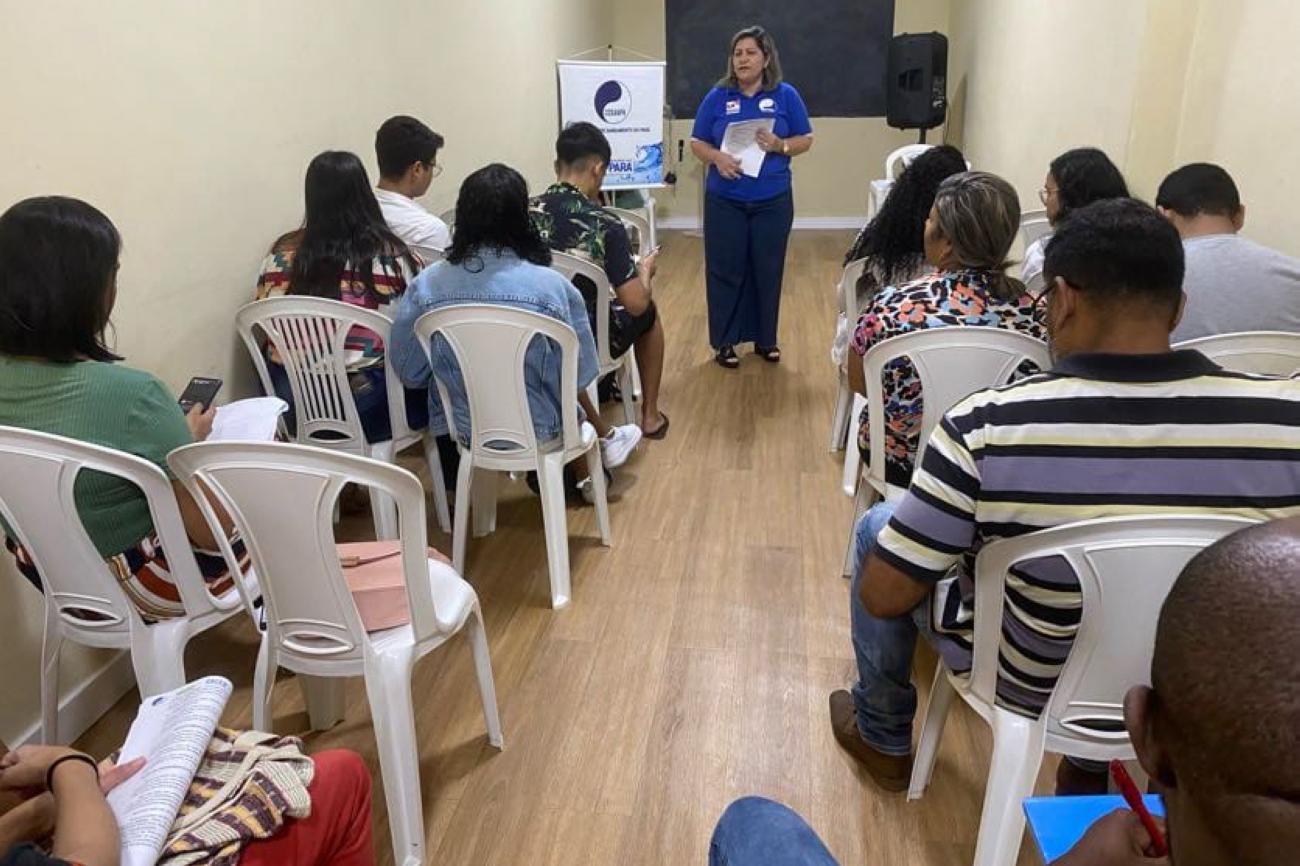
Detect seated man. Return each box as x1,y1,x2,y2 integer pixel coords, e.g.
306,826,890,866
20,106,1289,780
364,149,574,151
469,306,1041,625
531,122,669,439
1158,162,1300,342
716,517,1300,866
374,115,452,256
829,198,1300,794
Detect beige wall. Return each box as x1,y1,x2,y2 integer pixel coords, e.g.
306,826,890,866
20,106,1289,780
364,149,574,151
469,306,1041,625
613,0,954,221
949,0,1300,258
0,0,610,745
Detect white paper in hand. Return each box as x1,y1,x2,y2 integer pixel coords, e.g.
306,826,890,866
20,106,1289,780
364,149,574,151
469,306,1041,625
107,676,233,866
209,398,288,442
721,118,776,178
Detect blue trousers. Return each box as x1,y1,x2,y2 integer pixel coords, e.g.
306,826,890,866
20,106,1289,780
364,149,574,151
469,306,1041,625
703,191,794,349
709,798,839,866
267,362,428,444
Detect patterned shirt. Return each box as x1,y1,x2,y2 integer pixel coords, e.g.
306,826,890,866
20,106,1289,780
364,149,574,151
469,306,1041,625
530,182,638,316
851,269,1045,487
254,241,416,363
876,350,1300,718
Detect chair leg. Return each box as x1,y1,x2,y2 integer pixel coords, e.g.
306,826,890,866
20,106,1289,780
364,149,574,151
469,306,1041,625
471,469,497,538
972,711,1047,866
467,606,504,748
300,675,346,731
452,454,474,574
368,442,399,540
536,453,573,609
908,661,957,800
40,603,63,744
629,347,643,401
132,621,189,698
421,434,452,534
252,636,277,733
841,479,879,579
585,445,612,546
363,651,425,866
829,379,852,452
841,440,862,499
618,362,637,426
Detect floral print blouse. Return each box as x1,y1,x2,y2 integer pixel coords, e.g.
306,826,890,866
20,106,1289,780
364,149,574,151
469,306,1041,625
850,268,1046,487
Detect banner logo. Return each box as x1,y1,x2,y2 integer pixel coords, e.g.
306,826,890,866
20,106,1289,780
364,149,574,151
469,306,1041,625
594,80,632,123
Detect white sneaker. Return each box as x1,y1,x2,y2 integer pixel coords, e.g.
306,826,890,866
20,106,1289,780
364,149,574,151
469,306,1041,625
600,424,642,468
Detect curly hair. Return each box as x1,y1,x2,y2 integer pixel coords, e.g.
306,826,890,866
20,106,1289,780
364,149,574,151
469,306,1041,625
446,164,552,270
845,145,968,291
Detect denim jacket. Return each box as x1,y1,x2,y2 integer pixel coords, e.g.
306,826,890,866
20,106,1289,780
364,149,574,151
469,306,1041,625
389,249,599,445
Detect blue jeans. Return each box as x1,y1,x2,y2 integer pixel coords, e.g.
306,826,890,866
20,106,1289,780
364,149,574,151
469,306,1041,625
703,191,794,349
849,501,935,756
709,798,838,866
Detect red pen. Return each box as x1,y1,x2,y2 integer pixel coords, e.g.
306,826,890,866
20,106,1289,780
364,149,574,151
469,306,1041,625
1110,759,1168,857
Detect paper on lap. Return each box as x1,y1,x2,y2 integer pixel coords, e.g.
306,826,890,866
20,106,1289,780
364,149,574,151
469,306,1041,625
721,118,776,178
106,676,233,866
209,397,288,442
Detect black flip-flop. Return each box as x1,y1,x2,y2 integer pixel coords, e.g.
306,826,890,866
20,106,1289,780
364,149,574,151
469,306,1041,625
643,412,670,440
756,345,782,363
715,345,740,369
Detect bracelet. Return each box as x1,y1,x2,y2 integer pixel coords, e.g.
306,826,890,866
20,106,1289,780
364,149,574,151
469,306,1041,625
45,753,99,791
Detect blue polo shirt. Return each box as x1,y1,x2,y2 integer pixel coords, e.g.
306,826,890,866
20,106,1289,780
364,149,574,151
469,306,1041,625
691,81,813,203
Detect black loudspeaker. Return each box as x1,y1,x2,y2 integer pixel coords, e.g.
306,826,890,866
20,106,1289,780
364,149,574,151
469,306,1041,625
886,32,948,132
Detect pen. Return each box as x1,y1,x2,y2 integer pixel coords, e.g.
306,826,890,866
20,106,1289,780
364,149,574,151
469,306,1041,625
1109,759,1168,857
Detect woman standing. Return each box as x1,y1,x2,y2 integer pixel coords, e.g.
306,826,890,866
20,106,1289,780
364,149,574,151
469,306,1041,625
690,25,813,368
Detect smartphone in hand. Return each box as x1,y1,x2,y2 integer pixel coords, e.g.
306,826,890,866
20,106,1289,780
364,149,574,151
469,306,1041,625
177,376,223,413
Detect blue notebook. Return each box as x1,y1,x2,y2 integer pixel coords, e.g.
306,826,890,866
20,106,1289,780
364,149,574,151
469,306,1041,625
1023,794,1165,862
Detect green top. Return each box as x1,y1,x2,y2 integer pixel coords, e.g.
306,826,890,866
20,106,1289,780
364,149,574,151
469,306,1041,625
0,356,194,557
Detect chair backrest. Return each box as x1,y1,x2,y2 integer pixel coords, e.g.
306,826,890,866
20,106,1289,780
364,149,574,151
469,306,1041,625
606,207,652,256
0,426,230,635
839,257,869,318
885,144,933,181
1173,330,1300,377
168,441,459,665
862,328,1051,497
970,515,1254,756
1019,208,1052,250
550,250,615,366
412,304,582,459
235,296,413,450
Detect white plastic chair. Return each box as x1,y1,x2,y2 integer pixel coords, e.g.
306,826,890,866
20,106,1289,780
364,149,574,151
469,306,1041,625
0,427,259,744
886,144,935,181
235,296,450,539
550,250,639,426
841,328,1051,576
607,206,653,256
413,304,612,609
1018,208,1052,250
829,258,870,453
1173,330,1300,377
906,514,1253,866
167,440,502,866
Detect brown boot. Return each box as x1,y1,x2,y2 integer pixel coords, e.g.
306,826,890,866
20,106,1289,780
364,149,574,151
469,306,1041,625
828,690,913,792
1055,757,1110,795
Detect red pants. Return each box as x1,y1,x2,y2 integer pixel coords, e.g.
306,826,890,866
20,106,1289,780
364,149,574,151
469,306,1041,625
239,750,374,866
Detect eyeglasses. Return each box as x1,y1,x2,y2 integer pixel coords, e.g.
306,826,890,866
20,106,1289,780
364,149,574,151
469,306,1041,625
1038,187,1057,205
425,162,443,179
1032,280,1055,314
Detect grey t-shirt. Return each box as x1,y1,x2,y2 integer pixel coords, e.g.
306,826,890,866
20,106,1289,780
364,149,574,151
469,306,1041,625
1172,233,1300,342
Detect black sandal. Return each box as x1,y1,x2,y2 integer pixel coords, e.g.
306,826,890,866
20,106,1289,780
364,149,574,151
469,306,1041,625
756,345,782,363
715,345,740,369
643,412,670,440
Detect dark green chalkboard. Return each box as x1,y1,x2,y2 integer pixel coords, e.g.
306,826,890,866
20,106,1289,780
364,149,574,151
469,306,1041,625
666,0,895,119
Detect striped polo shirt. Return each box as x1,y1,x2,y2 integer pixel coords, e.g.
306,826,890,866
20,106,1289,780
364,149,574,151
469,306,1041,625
876,350,1300,718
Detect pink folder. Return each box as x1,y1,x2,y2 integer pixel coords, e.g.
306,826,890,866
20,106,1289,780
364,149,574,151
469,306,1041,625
336,541,451,632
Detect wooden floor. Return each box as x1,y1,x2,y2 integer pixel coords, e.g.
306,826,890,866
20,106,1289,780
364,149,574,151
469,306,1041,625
78,231,1055,865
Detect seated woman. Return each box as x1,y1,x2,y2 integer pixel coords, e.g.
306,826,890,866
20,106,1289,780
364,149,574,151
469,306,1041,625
844,144,968,297
0,197,242,620
848,171,1046,488
1023,147,1129,293
0,742,373,866
255,150,428,445
389,163,601,485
